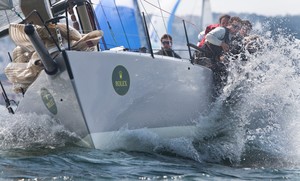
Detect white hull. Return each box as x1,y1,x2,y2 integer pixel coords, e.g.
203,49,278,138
16,50,214,149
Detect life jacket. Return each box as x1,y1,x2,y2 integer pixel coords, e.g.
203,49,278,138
198,24,220,47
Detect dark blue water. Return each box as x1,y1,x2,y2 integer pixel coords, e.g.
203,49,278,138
0,145,299,180
1,28,300,180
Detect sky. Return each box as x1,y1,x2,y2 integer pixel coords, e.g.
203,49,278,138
210,0,300,16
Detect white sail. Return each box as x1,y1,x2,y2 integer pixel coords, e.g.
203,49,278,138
0,0,13,10
201,0,213,30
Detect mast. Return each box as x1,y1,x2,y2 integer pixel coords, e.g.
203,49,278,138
200,0,205,30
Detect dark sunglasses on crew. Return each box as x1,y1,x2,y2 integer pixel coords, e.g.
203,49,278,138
162,41,172,45
242,27,251,31
232,24,241,30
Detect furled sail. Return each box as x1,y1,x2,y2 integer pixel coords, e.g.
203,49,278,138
0,0,23,36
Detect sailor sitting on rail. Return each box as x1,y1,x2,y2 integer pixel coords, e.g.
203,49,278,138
193,16,242,94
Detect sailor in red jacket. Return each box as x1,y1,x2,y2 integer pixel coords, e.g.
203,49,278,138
197,14,231,47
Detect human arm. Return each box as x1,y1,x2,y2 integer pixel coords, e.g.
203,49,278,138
205,27,226,46
198,30,205,41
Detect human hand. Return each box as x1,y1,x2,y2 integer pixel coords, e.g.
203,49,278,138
221,42,229,52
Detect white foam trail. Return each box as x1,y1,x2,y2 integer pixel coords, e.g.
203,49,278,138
185,23,300,166
0,105,79,150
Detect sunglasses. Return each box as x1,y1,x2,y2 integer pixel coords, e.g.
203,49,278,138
242,26,251,31
232,24,241,30
162,41,172,45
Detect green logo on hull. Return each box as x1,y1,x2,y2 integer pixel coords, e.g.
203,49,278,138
112,65,130,96
41,88,57,115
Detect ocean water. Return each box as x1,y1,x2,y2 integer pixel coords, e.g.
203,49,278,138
1,28,300,180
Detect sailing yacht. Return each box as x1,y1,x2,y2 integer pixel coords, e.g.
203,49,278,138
0,0,214,149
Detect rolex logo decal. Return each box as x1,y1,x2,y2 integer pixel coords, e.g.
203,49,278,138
40,88,57,115
112,65,130,96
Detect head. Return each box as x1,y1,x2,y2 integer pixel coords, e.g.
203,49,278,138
227,16,242,35
239,20,252,37
219,14,231,27
160,34,173,49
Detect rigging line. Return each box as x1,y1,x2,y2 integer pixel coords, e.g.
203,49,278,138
11,7,24,21
138,0,159,41
99,1,118,47
156,0,167,33
133,0,147,47
167,0,180,35
141,0,200,32
113,0,131,49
